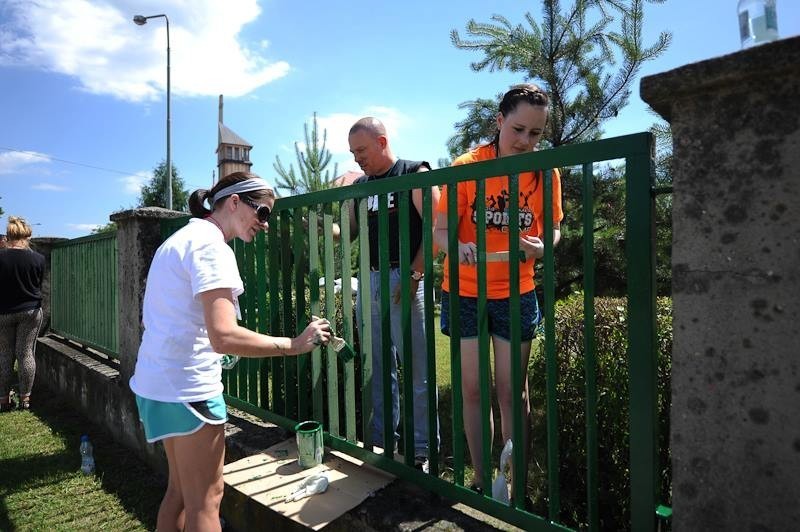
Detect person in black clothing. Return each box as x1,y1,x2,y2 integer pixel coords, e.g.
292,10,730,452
0,216,45,411
345,117,441,470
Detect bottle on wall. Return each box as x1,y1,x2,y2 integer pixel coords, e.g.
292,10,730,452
738,0,779,49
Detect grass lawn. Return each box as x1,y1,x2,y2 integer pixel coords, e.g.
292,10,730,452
0,391,163,531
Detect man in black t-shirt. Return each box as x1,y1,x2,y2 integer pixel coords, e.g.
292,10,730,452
346,117,440,470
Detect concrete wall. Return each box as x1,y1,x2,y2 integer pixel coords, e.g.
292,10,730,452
34,207,184,473
641,36,800,530
30,237,68,335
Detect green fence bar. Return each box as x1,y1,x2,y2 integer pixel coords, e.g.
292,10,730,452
339,202,357,443
275,213,292,416
307,209,323,423
323,203,339,436
446,180,465,487
246,235,259,405
422,187,439,476
398,189,414,467
543,168,560,519
267,219,281,411
357,198,374,450
255,230,270,409
282,212,301,420
582,162,600,532
377,193,393,457
475,177,492,493
508,171,526,511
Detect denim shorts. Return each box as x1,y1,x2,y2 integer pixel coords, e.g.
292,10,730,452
440,290,541,341
134,394,227,443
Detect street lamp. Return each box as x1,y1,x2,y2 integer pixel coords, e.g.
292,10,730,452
133,14,172,210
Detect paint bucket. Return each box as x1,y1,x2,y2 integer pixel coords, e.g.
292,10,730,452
295,420,324,468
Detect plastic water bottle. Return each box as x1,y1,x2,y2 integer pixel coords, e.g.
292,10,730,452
79,435,95,474
738,0,779,49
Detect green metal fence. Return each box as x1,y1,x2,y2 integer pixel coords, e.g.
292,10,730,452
160,132,664,530
50,231,118,357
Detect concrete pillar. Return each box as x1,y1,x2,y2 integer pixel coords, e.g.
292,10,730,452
110,208,185,384
30,236,68,335
641,37,800,530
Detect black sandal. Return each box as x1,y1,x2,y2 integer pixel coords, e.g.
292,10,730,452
18,398,30,410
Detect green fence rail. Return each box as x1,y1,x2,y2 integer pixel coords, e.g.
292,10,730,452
159,132,665,531
50,231,118,357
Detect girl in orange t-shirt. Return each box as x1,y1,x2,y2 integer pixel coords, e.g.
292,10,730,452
433,84,563,497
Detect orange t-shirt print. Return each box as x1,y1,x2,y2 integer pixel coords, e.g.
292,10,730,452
437,143,563,299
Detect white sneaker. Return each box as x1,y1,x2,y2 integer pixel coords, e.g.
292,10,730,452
414,455,429,474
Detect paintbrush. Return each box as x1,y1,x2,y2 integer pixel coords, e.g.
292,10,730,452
329,335,357,362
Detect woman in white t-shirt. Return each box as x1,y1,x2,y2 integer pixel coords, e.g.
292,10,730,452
130,171,332,532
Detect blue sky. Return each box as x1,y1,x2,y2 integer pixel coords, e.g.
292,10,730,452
1,0,798,238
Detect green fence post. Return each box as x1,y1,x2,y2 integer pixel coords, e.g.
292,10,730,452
626,134,657,532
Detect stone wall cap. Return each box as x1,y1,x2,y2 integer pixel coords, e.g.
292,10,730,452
641,35,800,121
110,207,188,222
31,237,70,245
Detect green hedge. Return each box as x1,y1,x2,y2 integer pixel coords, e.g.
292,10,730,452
528,294,672,530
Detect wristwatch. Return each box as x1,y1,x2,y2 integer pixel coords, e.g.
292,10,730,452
410,270,424,281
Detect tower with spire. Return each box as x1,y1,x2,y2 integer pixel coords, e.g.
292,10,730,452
216,95,253,181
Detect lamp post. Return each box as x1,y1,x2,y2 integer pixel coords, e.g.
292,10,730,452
133,14,172,210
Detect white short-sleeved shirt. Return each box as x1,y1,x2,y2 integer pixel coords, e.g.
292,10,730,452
129,218,243,402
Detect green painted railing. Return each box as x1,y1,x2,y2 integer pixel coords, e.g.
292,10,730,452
160,132,665,531
50,231,118,357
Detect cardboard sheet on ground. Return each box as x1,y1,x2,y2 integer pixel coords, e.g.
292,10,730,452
223,439,395,530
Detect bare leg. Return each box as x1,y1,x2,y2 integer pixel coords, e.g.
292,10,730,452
493,336,533,495
170,423,225,531
158,436,186,532
460,337,493,490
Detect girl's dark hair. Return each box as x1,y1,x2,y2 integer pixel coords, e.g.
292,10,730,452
490,83,550,147
188,171,275,219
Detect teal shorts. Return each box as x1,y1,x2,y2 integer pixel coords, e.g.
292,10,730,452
135,394,227,443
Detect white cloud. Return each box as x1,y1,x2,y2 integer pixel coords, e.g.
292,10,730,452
0,0,290,102
32,183,67,191
120,171,151,195
0,150,51,175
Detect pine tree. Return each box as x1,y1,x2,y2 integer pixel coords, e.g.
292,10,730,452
273,112,338,196
138,160,189,212
273,113,347,282
448,0,671,155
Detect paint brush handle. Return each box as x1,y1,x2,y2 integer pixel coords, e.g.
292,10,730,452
485,251,527,263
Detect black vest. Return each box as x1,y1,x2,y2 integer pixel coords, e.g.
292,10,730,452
354,159,430,269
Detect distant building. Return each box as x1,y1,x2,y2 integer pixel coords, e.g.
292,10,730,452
333,170,364,187
216,95,253,181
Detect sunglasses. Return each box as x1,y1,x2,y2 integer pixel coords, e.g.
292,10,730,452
241,198,272,223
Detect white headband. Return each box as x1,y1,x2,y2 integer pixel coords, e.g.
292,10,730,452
210,178,273,205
